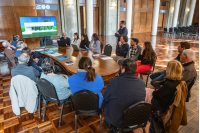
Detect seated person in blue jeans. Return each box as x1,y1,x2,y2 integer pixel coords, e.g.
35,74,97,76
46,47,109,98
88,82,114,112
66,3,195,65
40,58,72,100
104,59,146,129
68,57,104,108
150,42,190,85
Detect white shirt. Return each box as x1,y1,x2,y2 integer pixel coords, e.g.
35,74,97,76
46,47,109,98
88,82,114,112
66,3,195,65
71,39,81,47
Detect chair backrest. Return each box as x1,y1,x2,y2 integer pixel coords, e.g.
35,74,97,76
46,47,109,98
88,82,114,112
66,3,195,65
176,29,181,33
164,28,167,32
191,29,197,34
121,101,152,131
46,39,53,46
184,29,189,33
104,44,112,56
100,43,103,54
4,53,13,67
169,28,173,32
186,76,197,102
72,90,99,114
174,27,177,32
14,57,18,65
36,78,60,104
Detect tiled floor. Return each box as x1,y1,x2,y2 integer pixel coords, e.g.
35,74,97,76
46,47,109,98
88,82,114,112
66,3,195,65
0,32,199,133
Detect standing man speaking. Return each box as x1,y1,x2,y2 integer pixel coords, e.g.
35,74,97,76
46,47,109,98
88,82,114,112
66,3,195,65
115,20,128,42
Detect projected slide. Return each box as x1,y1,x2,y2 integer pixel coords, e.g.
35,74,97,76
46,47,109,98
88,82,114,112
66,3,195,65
19,16,57,38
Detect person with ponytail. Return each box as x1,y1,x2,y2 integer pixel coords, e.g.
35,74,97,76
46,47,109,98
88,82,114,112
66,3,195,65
68,57,104,108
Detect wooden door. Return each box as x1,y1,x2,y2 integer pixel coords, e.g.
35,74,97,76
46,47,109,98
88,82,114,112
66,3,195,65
93,7,99,35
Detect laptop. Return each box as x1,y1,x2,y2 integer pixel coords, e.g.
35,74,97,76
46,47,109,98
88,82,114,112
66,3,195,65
57,40,66,47
71,44,86,52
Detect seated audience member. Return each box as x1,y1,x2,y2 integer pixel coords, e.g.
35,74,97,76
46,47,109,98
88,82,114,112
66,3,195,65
71,33,81,47
32,52,43,66
180,49,197,87
80,34,90,48
113,35,129,62
135,41,156,77
15,41,26,58
41,58,72,100
11,35,19,49
151,60,184,112
104,59,146,127
2,41,16,66
150,42,190,85
126,38,142,61
60,33,70,46
68,57,104,108
21,47,43,72
89,33,101,53
11,53,40,81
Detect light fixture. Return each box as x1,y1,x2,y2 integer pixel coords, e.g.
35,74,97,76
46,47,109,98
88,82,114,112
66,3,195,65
66,0,73,6
170,7,174,13
111,1,116,7
186,8,190,13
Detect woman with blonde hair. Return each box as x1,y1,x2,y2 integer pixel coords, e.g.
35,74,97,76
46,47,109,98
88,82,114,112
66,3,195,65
151,60,184,112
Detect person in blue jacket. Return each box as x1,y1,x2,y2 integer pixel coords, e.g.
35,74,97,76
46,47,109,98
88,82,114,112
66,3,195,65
21,47,43,73
113,35,129,62
68,57,104,108
115,20,128,42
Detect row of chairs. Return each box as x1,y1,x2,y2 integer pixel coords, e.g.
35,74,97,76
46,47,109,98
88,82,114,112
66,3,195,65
36,78,153,133
164,27,199,39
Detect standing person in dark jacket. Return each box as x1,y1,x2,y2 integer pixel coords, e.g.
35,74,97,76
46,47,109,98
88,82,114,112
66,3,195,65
113,35,129,62
151,60,184,112
104,59,146,127
115,20,128,42
60,33,70,46
80,34,90,48
135,41,156,77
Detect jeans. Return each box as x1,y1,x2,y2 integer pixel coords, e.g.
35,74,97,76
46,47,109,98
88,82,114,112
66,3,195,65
150,71,166,85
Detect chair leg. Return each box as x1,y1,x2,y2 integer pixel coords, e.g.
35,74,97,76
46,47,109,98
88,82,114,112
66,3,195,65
75,114,77,133
100,114,102,133
42,102,47,121
38,94,41,118
142,127,146,133
140,74,143,80
146,75,149,87
59,104,64,127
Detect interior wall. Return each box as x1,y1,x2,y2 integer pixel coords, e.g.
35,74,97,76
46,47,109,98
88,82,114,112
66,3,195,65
119,0,154,34
192,0,199,25
35,0,61,37
0,0,40,49
158,1,168,27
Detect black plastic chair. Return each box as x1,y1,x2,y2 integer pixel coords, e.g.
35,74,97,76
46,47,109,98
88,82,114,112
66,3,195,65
104,44,112,56
36,78,72,127
154,90,178,133
190,30,198,40
163,28,168,35
100,43,103,54
183,29,190,39
46,39,53,46
169,28,174,36
14,57,18,65
186,76,197,102
71,90,102,133
174,27,177,33
176,29,182,38
111,101,153,133
140,62,156,87
4,53,13,67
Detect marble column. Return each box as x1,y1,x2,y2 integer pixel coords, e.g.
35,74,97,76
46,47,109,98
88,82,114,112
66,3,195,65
86,0,93,41
151,0,160,35
172,0,180,27
126,0,132,38
187,0,197,26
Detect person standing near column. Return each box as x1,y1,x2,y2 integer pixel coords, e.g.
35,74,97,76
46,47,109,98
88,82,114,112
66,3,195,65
115,21,128,42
